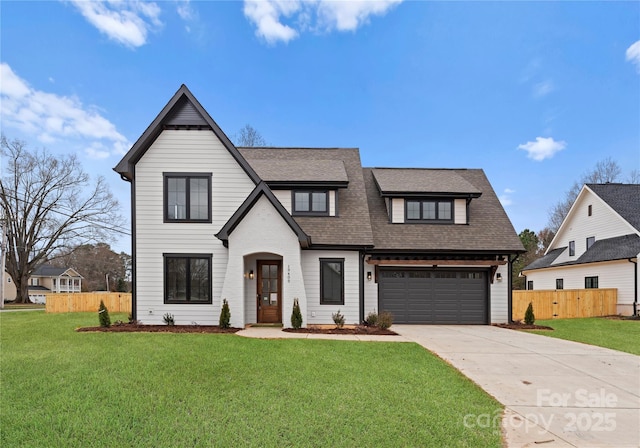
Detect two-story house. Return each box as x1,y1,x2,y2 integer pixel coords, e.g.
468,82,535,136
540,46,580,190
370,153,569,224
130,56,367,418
522,183,640,316
114,85,523,327
4,264,83,304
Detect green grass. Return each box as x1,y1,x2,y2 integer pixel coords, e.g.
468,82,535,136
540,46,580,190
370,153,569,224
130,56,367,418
529,317,640,355
1,312,502,447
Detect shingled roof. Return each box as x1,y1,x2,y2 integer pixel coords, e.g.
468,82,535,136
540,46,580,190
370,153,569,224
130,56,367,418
363,168,524,252
523,234,640,271
245,158,348,184
239,148,374,247
588,183,640,231
372,168,481,196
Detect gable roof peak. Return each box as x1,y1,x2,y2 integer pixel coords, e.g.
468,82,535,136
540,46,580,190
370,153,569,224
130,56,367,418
113,84,260,184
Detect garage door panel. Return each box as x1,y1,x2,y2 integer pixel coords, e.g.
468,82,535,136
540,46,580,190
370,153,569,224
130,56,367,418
379,269,487,324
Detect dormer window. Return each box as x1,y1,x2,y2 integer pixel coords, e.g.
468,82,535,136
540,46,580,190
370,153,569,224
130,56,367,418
406,199,453,222
293,191,329,216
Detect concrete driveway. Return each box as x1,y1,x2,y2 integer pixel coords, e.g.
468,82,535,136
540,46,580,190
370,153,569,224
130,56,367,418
394,325,640,448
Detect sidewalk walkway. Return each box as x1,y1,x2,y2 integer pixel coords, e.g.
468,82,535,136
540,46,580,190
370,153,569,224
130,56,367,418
237,326,410,342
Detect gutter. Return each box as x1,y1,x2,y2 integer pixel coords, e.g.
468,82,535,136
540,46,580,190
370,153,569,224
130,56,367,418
630,258,638,316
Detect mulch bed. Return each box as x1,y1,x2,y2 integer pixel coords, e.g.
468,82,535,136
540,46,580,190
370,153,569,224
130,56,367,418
493,322,554,330
76,322,241,333
283,325,397,335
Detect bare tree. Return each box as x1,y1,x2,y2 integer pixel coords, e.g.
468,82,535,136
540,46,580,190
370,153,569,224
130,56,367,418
547,157,622,232
234,124,267,147
51,243,128,292
0,136,124,303
627,169,640,184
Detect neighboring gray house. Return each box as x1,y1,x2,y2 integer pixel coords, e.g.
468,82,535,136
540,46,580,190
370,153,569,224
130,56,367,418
522,183,640,316
114,85,523,327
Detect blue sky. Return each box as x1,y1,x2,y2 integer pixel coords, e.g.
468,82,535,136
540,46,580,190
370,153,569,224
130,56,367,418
1,0,639,255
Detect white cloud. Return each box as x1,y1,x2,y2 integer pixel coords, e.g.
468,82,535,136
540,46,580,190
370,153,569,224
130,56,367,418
533,80,554,98
499,188,514,207
69,0,162,48
517,136,566,161
626,40,640,72
243,0,402,44
0,62,130,158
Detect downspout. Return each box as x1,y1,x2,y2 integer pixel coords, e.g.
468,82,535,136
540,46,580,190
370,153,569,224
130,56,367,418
630,258,638,316
359,250,365,324
128,174,136,321
508,253,519,324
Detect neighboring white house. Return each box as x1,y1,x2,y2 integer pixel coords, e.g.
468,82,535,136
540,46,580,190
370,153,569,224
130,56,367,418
4,264,83,304
114,85,524,327
522,183,640,316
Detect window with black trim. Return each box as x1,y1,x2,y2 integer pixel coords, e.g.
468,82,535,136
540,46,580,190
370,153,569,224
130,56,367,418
293,191,328,215
556,278,564,290
320,258,344,305
406,199,452,222
586,236,595,250
569,241,575,256
585,276,598,289
164,173,211,222
527,280,533,290
588,205,592,216
164,254,212,304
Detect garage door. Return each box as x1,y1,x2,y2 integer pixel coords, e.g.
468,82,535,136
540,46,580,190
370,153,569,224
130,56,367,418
378,269,488,324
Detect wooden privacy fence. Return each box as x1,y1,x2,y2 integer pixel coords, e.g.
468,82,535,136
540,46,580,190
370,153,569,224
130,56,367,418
46,292,132,313
512,289,617,320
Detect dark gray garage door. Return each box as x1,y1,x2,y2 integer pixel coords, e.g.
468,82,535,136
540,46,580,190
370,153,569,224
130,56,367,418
379,269,488,324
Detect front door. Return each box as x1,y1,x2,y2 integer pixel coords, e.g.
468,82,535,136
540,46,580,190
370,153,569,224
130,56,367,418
257,260,282,323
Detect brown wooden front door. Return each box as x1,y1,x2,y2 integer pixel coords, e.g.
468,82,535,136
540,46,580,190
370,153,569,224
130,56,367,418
257,260,282,323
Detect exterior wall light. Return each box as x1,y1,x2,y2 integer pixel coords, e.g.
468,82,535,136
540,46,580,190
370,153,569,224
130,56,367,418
496,273,502,281
367,271,372,281
248,270,254,280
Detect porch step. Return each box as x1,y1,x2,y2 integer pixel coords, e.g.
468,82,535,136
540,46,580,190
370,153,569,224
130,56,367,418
247,323,283,328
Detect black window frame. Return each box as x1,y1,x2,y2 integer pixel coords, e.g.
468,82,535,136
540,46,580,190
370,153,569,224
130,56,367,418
556,278,564,290
527,280,534,290
292,190,329,216
569,241,575,256
586,236,595,250
585,276,599,289
163,253,212,304
320,258,344,305
588,204,592,216
163,173,212,223
405,199,453,223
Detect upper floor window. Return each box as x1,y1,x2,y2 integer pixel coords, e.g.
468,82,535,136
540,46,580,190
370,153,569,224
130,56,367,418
406,199,452,222
569,241,575,256
527,280,533,290
586,236,595,250
588,204,592,216
164,173,211,223
556,279,564,290
585,276,598,289
293,191,328,216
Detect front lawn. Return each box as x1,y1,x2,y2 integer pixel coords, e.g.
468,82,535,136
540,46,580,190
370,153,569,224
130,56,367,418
1,312,502,447
528,317,640,355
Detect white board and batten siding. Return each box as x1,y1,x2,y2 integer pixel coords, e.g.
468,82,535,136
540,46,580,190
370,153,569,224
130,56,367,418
134,130,255,325
302,251,360,325
224,195,307,328
525,260,636,314
552,189,638,265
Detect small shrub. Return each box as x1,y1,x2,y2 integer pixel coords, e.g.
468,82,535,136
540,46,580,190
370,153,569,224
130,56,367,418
377,311,394,330
524,302,535,325
332,310,345,329
219,299,231,329
98,300,111,328
291,298,303,329
163,313,175,326
364,310,378,327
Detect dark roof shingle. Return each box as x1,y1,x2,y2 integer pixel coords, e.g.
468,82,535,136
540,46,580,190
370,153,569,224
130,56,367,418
371,168,481,195
239,148,374,247
587,183,640,231
243,158,348,183
363,168,524,252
